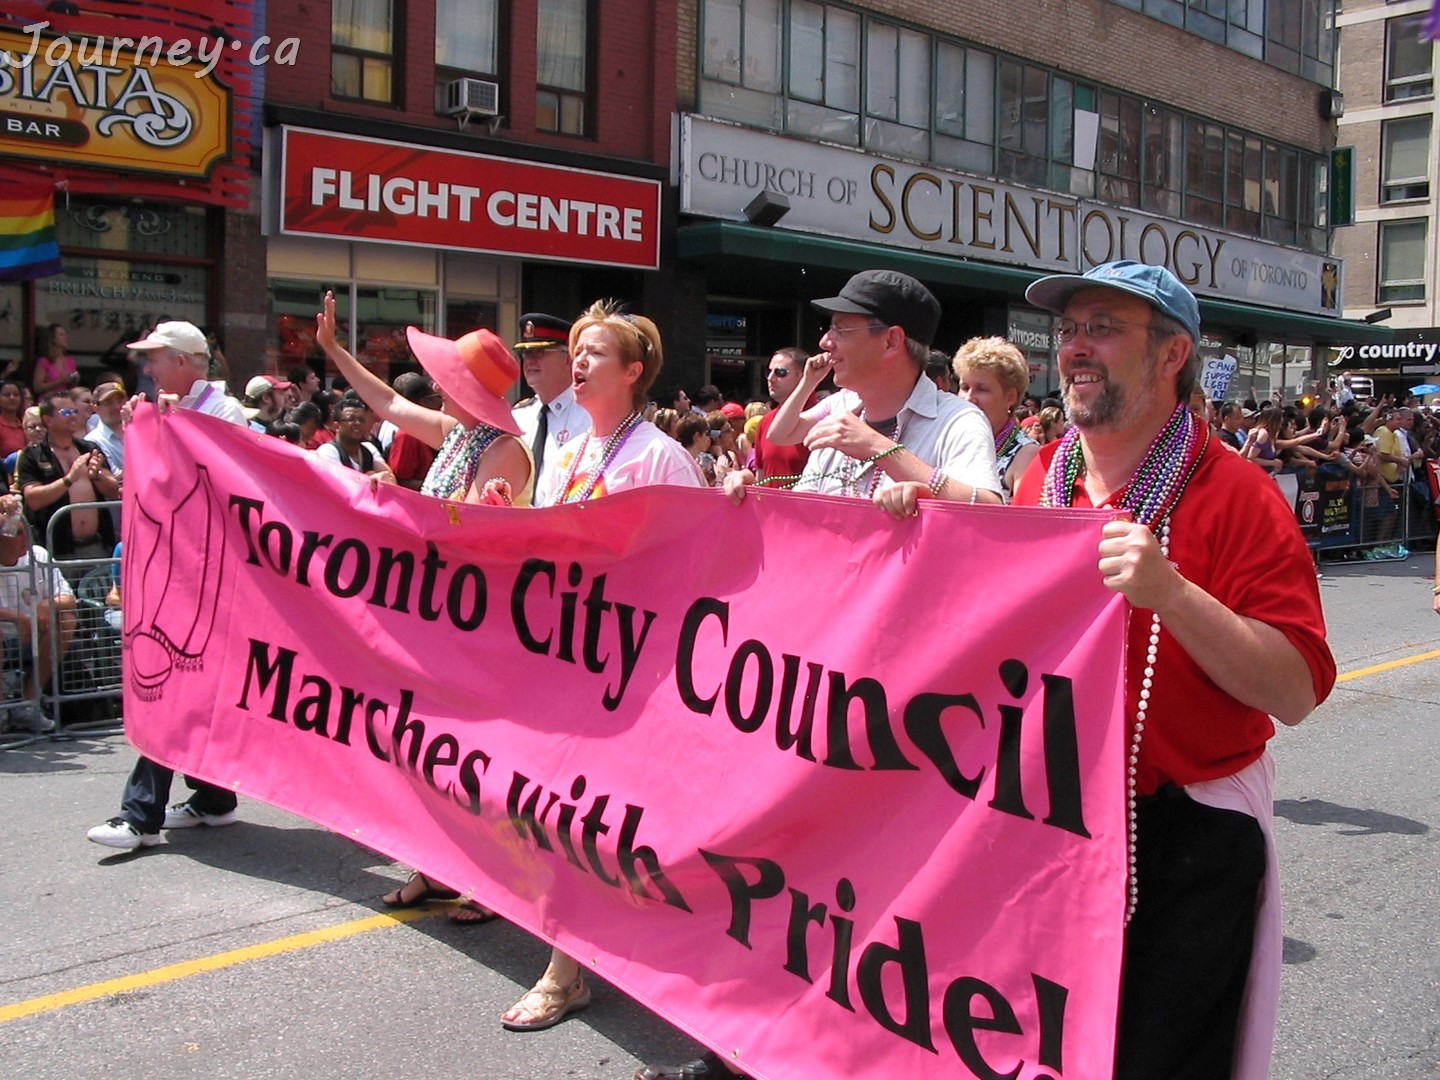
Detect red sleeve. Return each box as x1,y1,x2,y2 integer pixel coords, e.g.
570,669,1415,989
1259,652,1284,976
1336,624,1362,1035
387,432,435,484
1181,450,1336,710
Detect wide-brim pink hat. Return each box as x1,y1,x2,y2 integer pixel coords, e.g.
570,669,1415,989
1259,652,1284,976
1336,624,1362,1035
405,326,522,436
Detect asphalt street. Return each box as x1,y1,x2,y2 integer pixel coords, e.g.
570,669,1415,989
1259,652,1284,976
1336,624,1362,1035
0,552,1436,1079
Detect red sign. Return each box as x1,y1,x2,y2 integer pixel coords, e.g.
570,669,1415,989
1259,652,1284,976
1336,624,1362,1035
276,127,662,270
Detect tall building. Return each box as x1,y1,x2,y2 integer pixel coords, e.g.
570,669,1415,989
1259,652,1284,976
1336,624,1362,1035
261,0,676,384
1333,2,1438,390
670,0,1391,402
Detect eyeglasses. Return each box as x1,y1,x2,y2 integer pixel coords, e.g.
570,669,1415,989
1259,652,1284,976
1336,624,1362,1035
56,408,77,418
821,322,884,339
1053,316,1152,343
768,367,791,378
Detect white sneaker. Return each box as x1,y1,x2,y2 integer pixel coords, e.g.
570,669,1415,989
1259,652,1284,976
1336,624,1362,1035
162,801,238,829
87,818,162,850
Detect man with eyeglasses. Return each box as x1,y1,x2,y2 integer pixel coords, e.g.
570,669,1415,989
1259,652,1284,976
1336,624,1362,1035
18,390,120,566
1013,261,1334,1078
750,346,811,482
723,269,1001,507
87,320,248,852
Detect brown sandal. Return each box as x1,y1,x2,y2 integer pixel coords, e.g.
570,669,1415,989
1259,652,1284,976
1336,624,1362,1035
380,872,459,909
499,973,591,1031
447,901,499,924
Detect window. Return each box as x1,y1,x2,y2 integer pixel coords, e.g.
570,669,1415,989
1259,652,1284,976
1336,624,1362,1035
332,0,395,103
1183,118,1225,228
865,22,931,159
437,0,499,76
1262,142,1298,245
1379,220,1427,303
1096,92,1141,204
1382,116,1431,202
997,60,1049,185
932,42,994,173
537,0,589,134
1386,15,1434,101
702,0,783,127
1225,133,1262,235
1101,0,1332,84
787,0,860,143
1142,105,1182,216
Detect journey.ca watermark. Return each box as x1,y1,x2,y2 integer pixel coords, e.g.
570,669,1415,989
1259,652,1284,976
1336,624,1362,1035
0,20,300,80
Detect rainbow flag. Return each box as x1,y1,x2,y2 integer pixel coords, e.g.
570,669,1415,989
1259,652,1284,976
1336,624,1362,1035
1425,0,1440,40
0,183,62,282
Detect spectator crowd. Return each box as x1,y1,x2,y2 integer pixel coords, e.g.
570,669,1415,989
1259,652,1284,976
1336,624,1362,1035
0,264,1370,1080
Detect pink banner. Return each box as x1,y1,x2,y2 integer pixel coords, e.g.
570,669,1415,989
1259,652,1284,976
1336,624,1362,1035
122,407,1129,1080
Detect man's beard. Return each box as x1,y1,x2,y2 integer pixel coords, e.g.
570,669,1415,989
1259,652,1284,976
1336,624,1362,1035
1062,349,1162,432
1063,369,1124,429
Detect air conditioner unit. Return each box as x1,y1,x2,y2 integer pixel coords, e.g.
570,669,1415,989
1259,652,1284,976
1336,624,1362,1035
444,78,500,118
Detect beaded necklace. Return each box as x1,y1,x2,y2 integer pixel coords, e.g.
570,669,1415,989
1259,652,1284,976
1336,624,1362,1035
836,412,904,498
558,411,643,503
993,418,1021,463
421,423,505,501
1039,400,1208,925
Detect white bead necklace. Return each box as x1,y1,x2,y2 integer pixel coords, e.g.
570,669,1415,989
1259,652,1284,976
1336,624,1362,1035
1126,518,1169,926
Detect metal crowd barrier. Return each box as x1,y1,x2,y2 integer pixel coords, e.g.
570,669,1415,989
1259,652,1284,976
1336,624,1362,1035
1281,464,1432,562
0,527,49,749
34,499,124,740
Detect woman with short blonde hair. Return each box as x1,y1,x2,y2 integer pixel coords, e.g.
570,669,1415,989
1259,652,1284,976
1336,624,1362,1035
952,336,1038,500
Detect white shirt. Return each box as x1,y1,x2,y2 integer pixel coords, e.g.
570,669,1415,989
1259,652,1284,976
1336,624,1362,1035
513,388,592,508
89,420,125,473
315,440,387,473
0,544,72,621
179,379,247,427
795,375,1002,498
375,420,399,453
542,421,703,504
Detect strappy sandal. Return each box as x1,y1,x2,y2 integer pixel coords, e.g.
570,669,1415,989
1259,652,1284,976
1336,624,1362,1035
447,901,500,924
380,872,460,909
499,973,591,1031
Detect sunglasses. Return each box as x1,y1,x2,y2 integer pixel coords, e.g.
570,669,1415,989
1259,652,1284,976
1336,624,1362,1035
768,367,791,378
56,408,77,418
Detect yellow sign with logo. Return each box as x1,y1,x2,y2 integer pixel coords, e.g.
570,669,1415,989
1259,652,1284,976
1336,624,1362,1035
0,25,232,179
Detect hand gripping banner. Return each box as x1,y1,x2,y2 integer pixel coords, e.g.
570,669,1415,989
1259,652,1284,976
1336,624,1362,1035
122,407,1130,1080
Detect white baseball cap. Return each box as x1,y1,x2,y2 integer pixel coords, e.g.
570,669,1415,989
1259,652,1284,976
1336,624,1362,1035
126,321,209,357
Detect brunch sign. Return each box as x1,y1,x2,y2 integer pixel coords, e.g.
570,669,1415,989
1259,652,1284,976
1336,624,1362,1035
0,21,231,178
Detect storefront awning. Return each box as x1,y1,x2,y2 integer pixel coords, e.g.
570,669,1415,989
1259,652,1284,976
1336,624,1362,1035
1195,297,1393,345
677,220,1394,345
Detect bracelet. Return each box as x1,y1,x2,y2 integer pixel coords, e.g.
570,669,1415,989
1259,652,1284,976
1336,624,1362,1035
1431,584,1440,594
926,467,946,497
62,475,73,488
969,484,979,505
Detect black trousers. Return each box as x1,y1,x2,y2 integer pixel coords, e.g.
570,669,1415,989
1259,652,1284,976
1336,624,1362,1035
119,755,238,834
1115,785,1267,1080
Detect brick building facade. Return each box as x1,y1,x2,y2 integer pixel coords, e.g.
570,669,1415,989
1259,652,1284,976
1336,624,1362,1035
1332,1,1437,389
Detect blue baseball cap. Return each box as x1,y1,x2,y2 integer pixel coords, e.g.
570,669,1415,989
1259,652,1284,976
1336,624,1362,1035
1025,261,1201,343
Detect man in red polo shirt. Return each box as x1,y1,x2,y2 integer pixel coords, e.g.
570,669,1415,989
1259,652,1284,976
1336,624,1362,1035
1013,261,1335,1078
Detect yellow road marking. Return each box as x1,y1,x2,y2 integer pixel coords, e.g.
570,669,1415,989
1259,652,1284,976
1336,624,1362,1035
9,646,1440,1024
0,906,442,1024
1337,648,1440,683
